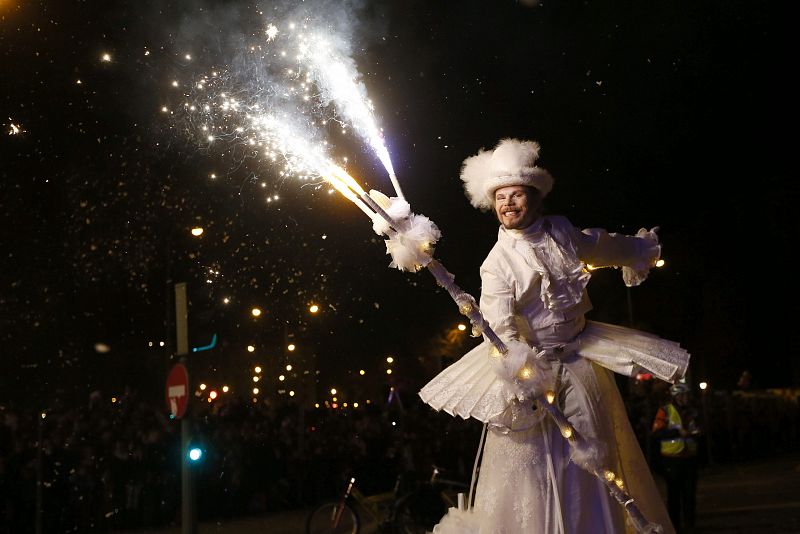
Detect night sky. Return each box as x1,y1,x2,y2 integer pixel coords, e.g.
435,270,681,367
1,0,793,409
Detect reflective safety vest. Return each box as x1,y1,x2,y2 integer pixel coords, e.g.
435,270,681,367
659,404,697,457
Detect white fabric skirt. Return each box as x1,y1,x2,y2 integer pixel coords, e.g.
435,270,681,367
419,320,689,424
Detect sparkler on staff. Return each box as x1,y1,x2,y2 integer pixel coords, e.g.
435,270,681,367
288,25,405,199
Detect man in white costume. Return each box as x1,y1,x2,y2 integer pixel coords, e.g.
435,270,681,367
419,138,689,534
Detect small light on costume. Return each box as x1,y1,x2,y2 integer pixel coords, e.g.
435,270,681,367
457,324,467,331
560,425,573,439
604,471,616,482
656,259,665,268
252,387,259,394
251,308,262,317
386,369,393,375
359,369,365,376
545,390,556,404
459,302,473,314
330,388,337,395
699,382,708,390
252,376,259,382
254,366,261,373
222,385,229,393
191,227,204,236
517,366,534,380
289,391,295,397
353,402,359,408
101,53,111,62
585,264,597,271
247,345,255,352
490,346,503,359
287,343,296,351
209,390,218,400
199,383,207,391
41,412,47,419
285,364,293,371
278,375,285,381
309,304,319,313
615,478,625,490
386,356,394,363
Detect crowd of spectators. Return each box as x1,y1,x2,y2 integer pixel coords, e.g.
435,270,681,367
1,380,797,532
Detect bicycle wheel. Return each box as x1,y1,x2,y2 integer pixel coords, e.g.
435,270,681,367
306,501,360,534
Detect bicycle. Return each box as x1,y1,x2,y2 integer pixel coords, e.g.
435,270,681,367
305,474,404,534
305,467,470,534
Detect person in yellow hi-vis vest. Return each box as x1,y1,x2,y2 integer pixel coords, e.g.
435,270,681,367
652,382,702,533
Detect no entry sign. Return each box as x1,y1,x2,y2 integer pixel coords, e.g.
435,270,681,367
166,363,189,419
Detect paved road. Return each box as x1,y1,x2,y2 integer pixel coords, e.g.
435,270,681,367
123,451,800,533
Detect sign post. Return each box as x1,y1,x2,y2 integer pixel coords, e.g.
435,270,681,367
172,282,196,534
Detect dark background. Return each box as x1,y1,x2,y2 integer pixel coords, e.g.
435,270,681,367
1,0,793,410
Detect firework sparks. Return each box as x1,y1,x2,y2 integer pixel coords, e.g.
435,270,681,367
265,19,403,198
169,10,404,220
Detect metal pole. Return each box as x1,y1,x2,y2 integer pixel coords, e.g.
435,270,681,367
174,283,196,534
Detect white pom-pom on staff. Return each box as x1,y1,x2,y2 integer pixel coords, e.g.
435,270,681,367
368,189,441,272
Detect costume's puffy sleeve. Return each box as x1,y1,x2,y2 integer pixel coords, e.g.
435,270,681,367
479,266,518,343
576,226,661,287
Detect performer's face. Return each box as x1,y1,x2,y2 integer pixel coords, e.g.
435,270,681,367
493,185,540,229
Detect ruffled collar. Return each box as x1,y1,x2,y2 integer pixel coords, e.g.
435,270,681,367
499,217,590,312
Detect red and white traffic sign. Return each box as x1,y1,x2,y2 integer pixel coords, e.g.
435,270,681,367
166,363,189,419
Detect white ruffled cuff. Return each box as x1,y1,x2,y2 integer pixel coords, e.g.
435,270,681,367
622,226,661,287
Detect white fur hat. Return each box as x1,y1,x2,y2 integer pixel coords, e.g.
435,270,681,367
460,138,554,210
